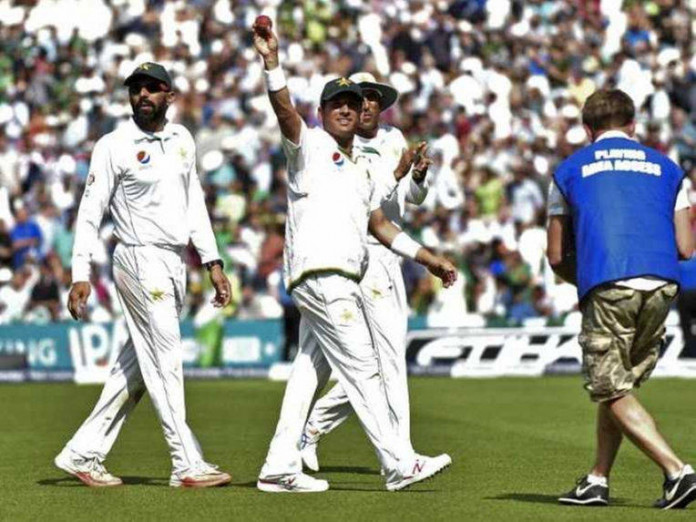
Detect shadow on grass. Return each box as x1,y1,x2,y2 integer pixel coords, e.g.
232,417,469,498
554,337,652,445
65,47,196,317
488,493,564,505
234,480,437,493
488,493,639,508
37,476,168,487
320,466,380,476
331,485,437,493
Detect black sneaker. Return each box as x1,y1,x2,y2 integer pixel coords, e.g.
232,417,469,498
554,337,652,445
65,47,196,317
654,465,696,510
558,475,609,506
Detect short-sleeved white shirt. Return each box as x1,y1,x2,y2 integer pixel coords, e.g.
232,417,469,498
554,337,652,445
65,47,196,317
282,121,381,290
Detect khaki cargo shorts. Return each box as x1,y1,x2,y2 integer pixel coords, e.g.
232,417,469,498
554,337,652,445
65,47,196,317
579,283,678,402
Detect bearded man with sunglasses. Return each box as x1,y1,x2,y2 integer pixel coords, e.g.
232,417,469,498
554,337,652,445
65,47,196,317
54,63,233,488
300,72,438,473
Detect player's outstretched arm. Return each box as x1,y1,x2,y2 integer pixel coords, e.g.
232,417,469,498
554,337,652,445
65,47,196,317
368,208,457,288
251,19,302,144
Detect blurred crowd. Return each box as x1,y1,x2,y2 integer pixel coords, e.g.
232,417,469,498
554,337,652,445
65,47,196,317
1,0,696,334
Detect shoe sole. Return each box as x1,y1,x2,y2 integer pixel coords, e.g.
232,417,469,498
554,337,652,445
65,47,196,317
54,456,122,487
171,475,232,488
558,497,608,506
256,479,329,493
662,484,696,510
387,460,451,492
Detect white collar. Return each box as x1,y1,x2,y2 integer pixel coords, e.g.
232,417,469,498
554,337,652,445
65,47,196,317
127,117,178,143
594,130,634,142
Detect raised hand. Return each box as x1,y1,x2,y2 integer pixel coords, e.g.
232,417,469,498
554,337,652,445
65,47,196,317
412,142,433,183
252,19,279,69
394,141,429,182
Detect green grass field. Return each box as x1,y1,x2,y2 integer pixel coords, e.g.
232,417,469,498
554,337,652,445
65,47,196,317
1,376,695,521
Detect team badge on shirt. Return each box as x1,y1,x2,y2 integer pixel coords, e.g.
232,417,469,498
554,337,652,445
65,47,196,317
332,151,344,167
136,150,151,164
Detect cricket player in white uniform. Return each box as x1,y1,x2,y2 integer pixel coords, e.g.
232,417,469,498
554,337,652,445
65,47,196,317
252,23,455,493
301,72,434,472
54,63,233,488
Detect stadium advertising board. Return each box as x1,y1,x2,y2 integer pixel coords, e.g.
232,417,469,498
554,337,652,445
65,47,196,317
4,322,696,382
405,326,696,378
0,318,283,383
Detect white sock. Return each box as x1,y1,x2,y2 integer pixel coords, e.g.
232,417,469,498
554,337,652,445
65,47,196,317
587,473,608,486
669,464,694,481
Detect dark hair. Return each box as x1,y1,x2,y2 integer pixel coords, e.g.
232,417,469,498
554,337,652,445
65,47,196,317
582,89,635,133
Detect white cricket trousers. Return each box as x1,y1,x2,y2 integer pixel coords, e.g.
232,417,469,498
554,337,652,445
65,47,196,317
62,244,205,474
259,273,415,480
305,255,412,452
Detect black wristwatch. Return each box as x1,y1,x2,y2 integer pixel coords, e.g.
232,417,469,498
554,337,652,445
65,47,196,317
204,259,224,271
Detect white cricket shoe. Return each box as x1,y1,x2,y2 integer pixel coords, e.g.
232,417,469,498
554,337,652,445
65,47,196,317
386,454,452,492
170,462,232,488
54,448,122,487
257,472,329,493
300,432,320,472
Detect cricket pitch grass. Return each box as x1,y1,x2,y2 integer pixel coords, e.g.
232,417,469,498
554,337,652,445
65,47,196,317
2,377,695,521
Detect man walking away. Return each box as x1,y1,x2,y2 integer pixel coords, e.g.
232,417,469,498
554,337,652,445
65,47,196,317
548,89,696,510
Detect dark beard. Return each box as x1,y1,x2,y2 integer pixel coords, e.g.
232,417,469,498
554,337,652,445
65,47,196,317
133,102,167,131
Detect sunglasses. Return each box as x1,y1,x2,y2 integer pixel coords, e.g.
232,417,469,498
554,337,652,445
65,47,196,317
128,81,170,95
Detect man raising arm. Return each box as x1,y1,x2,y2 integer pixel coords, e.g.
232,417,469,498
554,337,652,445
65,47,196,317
253,21,455,493
300,72,448,472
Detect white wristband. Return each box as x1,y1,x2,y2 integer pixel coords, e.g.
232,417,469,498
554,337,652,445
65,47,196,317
264,67,286,92
391,232,422,260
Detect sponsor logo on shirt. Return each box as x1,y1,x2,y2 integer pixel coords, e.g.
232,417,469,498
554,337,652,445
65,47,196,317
332,151,344,167
136,150,151,164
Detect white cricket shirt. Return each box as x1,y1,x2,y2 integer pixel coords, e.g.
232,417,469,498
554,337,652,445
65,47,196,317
72,118,220,282
355,125,428,262
282,121,381,290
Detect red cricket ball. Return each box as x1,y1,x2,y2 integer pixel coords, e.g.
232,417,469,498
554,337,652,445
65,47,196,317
254,15,273,39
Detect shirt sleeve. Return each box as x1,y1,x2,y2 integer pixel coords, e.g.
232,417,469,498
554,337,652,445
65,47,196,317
403,173,429,205
675,178,690,211
369,174,382,212
379,128,407,199
547,180,570,216
281,120,311,194
187,143,221,264
71,138,117,282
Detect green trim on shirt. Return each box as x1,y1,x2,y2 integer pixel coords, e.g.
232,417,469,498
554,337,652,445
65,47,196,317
288,268,362,292
359,146,381,156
